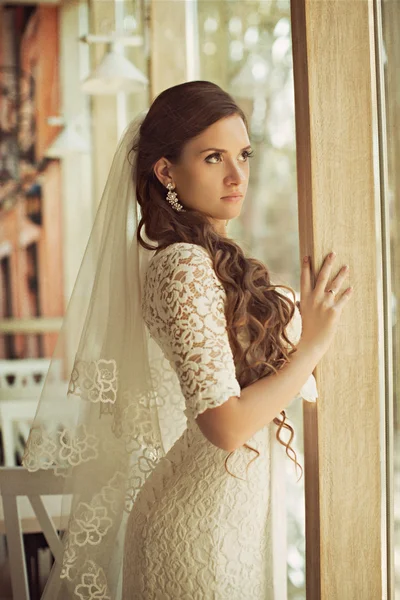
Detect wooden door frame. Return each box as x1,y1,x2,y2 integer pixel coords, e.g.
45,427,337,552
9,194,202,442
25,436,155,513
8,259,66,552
290,1,386,598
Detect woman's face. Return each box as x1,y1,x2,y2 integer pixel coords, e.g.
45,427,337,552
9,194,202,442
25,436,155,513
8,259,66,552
154,114,252,234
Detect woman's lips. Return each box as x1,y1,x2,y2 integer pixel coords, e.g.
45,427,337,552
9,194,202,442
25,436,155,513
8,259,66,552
221,194,243,202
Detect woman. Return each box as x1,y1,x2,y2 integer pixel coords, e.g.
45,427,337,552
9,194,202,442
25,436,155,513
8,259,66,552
121,81,352,597
22,81,352,599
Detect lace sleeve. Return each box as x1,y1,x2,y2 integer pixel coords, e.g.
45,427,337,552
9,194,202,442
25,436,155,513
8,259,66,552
143,243,241,420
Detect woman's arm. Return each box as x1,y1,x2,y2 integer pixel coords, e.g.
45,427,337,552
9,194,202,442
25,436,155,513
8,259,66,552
196,340,321,452
197,250,353,452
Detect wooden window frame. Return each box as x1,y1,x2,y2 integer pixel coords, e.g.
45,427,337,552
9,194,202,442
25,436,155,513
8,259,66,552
291,0,389,598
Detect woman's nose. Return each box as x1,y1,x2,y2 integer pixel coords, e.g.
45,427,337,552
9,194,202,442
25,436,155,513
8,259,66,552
224,161,247,184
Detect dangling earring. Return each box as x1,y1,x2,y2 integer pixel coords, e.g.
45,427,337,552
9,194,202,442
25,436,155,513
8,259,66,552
166,182,185,212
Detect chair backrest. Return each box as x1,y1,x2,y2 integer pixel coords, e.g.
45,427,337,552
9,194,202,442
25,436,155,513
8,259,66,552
0,399,41,466
0,359,63,466
0,467,71,600
0,359,62,398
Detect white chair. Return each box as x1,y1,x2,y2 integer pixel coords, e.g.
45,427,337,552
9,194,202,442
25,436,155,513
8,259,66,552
0,360,54,395
0,360,62,466
0,467,71,600
0,400,40,466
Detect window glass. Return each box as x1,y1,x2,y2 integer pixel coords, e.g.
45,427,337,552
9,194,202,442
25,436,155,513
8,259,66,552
197,1,306,597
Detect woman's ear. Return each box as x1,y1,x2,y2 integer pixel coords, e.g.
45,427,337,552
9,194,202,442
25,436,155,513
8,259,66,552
153,157,173,187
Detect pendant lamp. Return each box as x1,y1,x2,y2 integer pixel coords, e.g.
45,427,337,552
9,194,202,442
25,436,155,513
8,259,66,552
81,49,148,95
45,124,89,158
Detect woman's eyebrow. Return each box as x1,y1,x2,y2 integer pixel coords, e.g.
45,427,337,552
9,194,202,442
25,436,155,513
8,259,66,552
199,145,252,154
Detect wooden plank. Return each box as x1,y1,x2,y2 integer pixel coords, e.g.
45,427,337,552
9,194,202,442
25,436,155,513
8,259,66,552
0,467,71,496
58,0,93,306
290,0,383,598
377,1,400,596
0,468,72,536
0,495,69,535
150,0,188,99
28,495,64,561
0,317,62,333
38,161,64,356
1,494,30,600
290,4,320,596
88,0,118,208
35,6,61,162
0,0,60,5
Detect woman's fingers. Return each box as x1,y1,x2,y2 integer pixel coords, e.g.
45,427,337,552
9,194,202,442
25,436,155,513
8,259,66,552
301,252,352,309
332,285,353,311
299,251,353,356
327,264,350,294
300,255,312,299
314,252,336,297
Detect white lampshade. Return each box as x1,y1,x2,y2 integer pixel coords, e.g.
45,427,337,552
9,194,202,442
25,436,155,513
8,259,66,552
81,51,148,95
45,125,89,158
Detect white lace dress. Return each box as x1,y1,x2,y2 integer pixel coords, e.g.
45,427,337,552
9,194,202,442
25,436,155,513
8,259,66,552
122,242,318,599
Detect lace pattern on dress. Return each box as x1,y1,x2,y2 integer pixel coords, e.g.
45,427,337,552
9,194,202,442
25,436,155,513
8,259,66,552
21,242,319,599
142,243,242,422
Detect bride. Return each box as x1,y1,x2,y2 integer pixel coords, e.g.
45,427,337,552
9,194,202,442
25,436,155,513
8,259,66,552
23,80,352,599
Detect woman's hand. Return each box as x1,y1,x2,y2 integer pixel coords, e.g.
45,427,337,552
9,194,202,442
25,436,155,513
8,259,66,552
297,252,353,358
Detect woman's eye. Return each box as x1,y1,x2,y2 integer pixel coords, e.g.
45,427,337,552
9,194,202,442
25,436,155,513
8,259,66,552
204,150,254,164
239,150,254,161
205,153,222,164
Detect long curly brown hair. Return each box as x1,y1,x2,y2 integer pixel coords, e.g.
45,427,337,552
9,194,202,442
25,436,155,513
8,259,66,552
133,81,303,482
